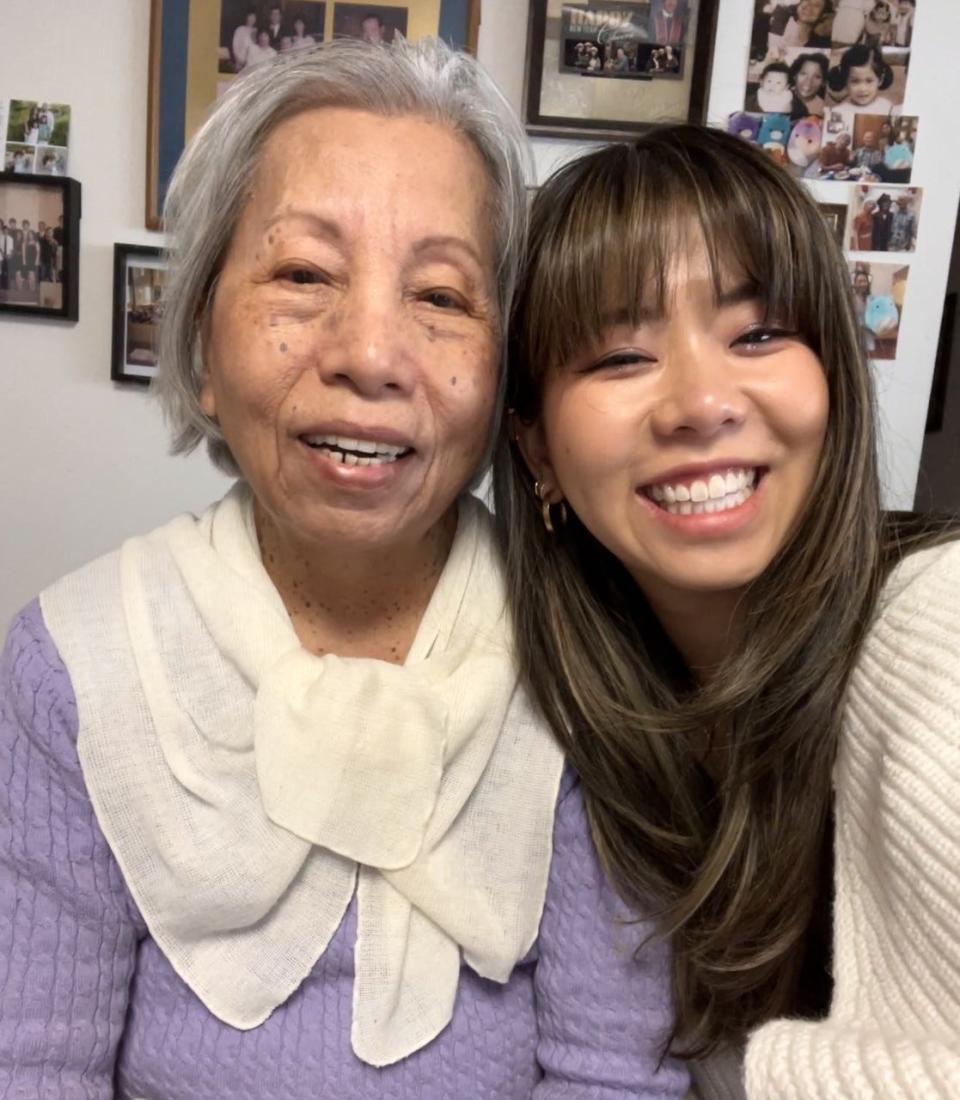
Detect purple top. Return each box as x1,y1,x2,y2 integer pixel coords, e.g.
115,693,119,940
0,601,688,1100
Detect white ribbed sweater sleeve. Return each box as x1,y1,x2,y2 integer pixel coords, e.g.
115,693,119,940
744,539,960,1100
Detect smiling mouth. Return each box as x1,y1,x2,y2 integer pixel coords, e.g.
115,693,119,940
642,467,765,516
301,433,414,467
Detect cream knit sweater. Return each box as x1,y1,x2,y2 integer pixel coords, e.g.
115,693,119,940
691,538,960,1100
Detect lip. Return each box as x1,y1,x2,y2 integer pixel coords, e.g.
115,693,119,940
639,459,763,490
293,419,416,451
295,419,418,492
636,472,767,537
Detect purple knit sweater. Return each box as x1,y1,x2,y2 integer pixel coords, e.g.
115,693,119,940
0,601,688,1100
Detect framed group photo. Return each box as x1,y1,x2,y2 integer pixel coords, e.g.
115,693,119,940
0,173,80,321
146,0,481,228
524,0,719,140
111,243,168,384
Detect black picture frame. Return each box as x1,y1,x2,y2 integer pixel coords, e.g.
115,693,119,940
524,0,719,140
817,201,847,249
111,243,167,385
0,173,80,321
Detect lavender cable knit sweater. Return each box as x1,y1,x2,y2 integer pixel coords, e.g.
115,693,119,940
0,600,688,1100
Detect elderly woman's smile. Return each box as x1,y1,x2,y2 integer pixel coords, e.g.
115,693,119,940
200,106,499,553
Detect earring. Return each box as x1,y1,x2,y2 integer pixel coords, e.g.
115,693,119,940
534,480,567,534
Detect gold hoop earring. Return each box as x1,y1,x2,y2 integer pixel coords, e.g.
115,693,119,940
534,480,567,534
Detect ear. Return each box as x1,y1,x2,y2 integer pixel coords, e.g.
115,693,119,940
197,312,217,419
512,413,563,503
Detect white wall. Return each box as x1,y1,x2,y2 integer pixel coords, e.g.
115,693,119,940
2,0,959,632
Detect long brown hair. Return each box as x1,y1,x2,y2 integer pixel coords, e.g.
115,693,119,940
494,125,952,1055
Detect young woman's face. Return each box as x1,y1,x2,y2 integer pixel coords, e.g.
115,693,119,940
795,60,824,99
519,238,828,608
847,63,881,105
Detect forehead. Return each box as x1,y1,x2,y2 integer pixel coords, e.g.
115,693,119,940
237,107,496,263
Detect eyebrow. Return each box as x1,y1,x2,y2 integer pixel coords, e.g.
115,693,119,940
410,234,485,271
261,210,346,244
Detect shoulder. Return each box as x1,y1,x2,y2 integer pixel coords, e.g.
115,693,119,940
844,539,960,751
2,599,81,772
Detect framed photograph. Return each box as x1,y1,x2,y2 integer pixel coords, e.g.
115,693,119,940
817,201,847,248
111,244,168,384
0,173,80,321
847,183,921,254
849,260,909,361
524,0,720,140
147,0,481,228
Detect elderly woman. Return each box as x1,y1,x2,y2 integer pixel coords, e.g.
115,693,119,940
0,37,687,1100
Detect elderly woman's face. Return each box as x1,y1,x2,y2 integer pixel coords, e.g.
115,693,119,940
201,108,499,551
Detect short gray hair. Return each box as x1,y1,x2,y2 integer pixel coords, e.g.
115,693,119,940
155,36,531,475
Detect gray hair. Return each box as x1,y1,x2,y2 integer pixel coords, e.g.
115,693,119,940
155,36,531,475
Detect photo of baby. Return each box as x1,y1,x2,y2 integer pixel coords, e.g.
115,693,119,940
744,1,913,128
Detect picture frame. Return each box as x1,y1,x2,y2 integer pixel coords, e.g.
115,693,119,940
817,201,847,249
524,0,719,140
146,0,482,229
0,173,80,322
111,243,167,385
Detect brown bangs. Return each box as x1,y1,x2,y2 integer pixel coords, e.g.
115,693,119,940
513,126,843,411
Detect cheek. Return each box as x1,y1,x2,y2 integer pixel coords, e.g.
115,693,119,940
543,382,639,492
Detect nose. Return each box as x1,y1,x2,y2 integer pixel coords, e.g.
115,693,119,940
649,333,749,440
316,280,414,399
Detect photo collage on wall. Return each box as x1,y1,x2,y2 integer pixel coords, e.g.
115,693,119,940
729,0,919,360
1,98,71,176
559,2,692,81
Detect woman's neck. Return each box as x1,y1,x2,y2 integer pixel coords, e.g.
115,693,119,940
255,502,456,664
643,585,743,681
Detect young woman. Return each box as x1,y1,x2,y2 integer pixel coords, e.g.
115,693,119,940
495,124,960,1098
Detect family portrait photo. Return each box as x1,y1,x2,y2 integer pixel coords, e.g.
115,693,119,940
219,2,327,76
849,259,909,359
333,4,408,42
847,183,922,252
0,181,65,312
745,1,914,118
559,1,691,79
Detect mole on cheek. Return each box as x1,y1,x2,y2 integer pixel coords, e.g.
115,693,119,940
279,342,288,353
450,376,457,387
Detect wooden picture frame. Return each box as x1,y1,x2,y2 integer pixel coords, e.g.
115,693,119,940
111,243,167,385
146,0,482,229
0,173,80,322
524,0,719,140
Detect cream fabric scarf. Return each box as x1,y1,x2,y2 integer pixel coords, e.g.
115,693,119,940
40,483,564,1066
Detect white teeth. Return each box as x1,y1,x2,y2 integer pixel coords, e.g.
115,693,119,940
650,467,760,516
302,433,408,458
344,452,358,466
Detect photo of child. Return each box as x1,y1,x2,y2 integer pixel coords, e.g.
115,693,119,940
847,183,922,252
826,44,906,120
744,1,912,130
849,260,909,360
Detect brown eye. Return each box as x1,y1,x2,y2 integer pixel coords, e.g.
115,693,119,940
421,289,465,311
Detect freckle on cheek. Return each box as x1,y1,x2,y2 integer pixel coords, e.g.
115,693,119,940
279,342,287,353
450,376,457,387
